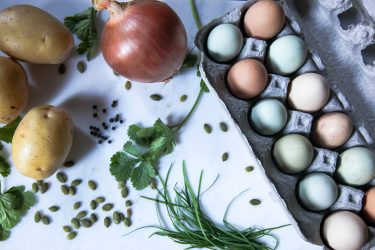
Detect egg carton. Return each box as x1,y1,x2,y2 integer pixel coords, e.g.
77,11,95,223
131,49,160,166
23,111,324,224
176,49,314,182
195,0,375,247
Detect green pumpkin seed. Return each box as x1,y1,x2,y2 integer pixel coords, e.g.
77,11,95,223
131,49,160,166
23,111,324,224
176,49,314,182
49,206,60,212
71,179,82,187
69,186,77,196
73,201,82,210
63,160,75,167
61,185,69,195
119,212,125,222
125,81,132,90
102,203,113,211
150,94,162,101
126,208,132,217
113,212,120,224
222,152,229,162
40,182,50,194
58,64,66,74
77,61,86,73
32,183,39,193
118,182,125,189
37,180,43,187
41,216,50,225
88,180,97,190
203,123,212,134
250,199,261,206
90,213,98,223
245,166,254,172
95,196,105,203
90,200,98,210
219,122,228,132
56,172,67,183
81,219,92,228
125,200,132,208
150,178,157,189
71,218,80,229
121,187,129,198
124,217,131,227
76,211,87,220
104,217,111,228
63,226,72,233
180,95,188,102
34,211,41,223
67,231,77,240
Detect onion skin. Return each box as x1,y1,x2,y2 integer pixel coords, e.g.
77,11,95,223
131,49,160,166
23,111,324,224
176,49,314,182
100,0,187,83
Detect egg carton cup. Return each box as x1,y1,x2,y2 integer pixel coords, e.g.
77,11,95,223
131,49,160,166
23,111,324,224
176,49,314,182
195,0,374,247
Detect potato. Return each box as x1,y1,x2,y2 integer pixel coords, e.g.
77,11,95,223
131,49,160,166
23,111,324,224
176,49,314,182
12,105,74,180
0,5,73,64
0,56,29,124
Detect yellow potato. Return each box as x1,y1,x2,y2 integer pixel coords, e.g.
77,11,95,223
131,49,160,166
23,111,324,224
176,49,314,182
0,56,29,124
0,5,74,64
12,105,74,180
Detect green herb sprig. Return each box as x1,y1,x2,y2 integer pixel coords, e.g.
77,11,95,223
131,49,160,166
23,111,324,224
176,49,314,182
110,80,209,190
0,117,21,177
141,163,287,250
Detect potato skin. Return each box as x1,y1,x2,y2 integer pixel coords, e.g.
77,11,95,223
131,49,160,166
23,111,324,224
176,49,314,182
0,5,74,64
0,56,29,124
12,105,74,180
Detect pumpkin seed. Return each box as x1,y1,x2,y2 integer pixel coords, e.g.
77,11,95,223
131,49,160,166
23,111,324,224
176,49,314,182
32,183,39,193
203,123,212,134
63,226,72,233
113,212,120,224
180,95,188,102
250,199,261,206
71,179,82,187
150,178,157,189
67,231,77,240
90,200,98,210
104,217,111,228
58,64,66,74
126,208,132,217
121,187,128,198
102,203,114,211
219,122,228,132
95,196,105,203
77,61,86,73
118,182,125,189
37,180,43,187
222,152,229,162
41,216,50,225
49,206,60,212
88,180,97,190
125,81,132,90
125,200,132,208
119,212,125,222
81,219,92,228
76,211,87,220
63,160,75,167
40,182,50,194
56,172,67,183
150,94,162,101
61,185,69,195
245,166,254,172
124,217,131,227
69,186,77,196
34,211,41,223
71,218,80,229
73,201,82,210
90,213,98,223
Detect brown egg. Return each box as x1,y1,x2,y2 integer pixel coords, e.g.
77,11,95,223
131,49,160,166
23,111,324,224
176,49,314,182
312,112,353,149
244,0,285,40
227,59,268,99
363,187,375,224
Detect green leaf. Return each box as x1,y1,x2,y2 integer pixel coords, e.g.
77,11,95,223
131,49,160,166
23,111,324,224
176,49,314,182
0,117,21,143
130,161,156,190
0,193,20,230
128,124,156,146
0,143,3,151
123,141,141,158
0,225,10,241
149,119,175,157
0,155,10,177
200,79,209,93
181,53,198,69
109,152,139,182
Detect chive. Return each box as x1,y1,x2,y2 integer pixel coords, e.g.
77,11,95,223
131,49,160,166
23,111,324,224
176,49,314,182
77,61,86,73
222,152,229,162
203,124,212,134
125,81,132,90
58,64,66,74
245,166,254,172
250,199,261,206
180,95,188,102
219,122,228,132
150,94,162,101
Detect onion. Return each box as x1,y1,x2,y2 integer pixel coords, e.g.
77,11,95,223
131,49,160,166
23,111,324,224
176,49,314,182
95,0,188,83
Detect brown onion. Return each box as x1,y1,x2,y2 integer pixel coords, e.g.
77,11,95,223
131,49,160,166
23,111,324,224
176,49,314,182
95,0,188,83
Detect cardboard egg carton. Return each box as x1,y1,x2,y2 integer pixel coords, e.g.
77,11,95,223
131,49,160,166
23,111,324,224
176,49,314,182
195,0,375,247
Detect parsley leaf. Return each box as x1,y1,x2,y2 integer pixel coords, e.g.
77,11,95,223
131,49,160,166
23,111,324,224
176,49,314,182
181,53,198,70
110,152,139,183
64,7,99,61
0,117,21,144
0,225,10,241
131,161,156,190
0,155,10,177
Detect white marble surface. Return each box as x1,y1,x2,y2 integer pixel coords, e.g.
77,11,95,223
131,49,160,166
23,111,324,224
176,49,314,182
0,0,321,249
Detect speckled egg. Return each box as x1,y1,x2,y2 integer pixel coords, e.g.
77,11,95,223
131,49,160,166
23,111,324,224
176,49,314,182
297,173,338,211
323,211,368,250
272,134,314,174
312,112,353,149
244,0,285,40
227,59,268,99
266,35,307,75
363,187,375,224
250,99,287,136
288,73,330,113
336,147,375,186
206,23,243,63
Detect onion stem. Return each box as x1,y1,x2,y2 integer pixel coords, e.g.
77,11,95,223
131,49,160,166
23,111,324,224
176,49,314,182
188,0,202,30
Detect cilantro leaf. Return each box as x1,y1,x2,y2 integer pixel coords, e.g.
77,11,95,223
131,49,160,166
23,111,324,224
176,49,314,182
0,117,21,143
123,141,142,158
131,161,156,190
128,125,155,146
0,225,10,241
148,119,175,158
0,143,3,151
0,155,10,177
110,151,139,182
181,53,198,70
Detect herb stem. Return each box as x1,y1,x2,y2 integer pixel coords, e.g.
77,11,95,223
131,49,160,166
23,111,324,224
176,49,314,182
188,0,202,30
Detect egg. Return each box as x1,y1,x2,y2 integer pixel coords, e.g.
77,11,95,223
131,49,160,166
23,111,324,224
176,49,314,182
288,73,330,113
266,35,307,75
250,99,287,136
227,59,268,99
206,23,243,63
336,147,375,186
272,134,314,174
312,112,353,149
297,173,338,211
363,187,375,224
323,211,368,250
244,0,285,40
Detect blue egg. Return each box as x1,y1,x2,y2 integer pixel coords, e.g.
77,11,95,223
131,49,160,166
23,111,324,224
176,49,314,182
250,98,288,136
266,35,307,75
206,23,243,63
